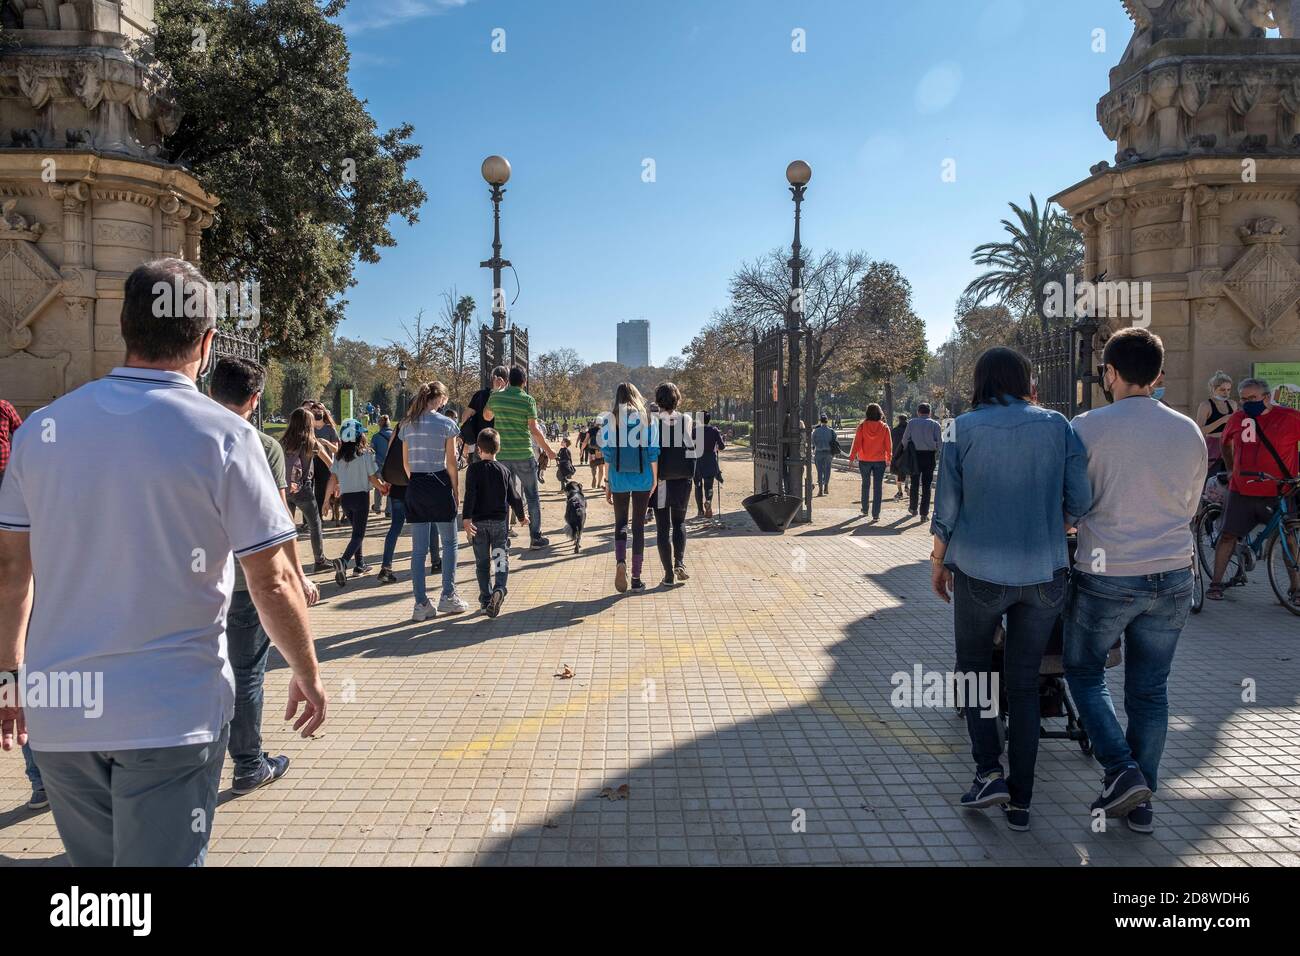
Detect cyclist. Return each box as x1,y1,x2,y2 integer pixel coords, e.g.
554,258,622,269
1209,377,1300,602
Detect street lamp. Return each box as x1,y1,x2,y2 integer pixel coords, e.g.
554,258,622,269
479,155,514,386
784,160,811,516
397,359,408,419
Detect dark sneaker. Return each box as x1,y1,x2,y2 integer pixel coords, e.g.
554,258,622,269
958,773,1011,809
353,564,372,577
674,564,689,582
431,560,442,576
486,588,505,618
27,788,48,810
1127,801,1155,834
231,753,290,796
333,559,347,588
661,573,676,587
376,568,398,585
1090,766,1152,818
1001,804,1030,831
530,536,550,549
630,577,646,591
313,559,332,574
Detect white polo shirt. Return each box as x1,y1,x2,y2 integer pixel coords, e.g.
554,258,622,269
0,367,298,751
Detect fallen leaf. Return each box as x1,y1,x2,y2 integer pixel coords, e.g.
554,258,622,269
598,784,630,801
555,665,575,679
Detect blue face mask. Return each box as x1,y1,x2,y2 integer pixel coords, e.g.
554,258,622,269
1151,387,1166,401
1243,400,1267,418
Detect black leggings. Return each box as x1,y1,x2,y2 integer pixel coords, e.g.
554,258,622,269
612,490,651,567
654,504,687,572
339,491,370,566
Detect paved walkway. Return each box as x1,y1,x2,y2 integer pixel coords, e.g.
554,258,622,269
2,450,1299,866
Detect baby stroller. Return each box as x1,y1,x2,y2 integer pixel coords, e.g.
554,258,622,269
957,537,1121,756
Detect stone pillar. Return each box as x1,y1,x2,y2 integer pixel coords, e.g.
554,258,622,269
1053,32,1300,416
0,6,219,417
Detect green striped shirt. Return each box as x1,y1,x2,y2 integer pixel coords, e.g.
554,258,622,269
486,386,538,460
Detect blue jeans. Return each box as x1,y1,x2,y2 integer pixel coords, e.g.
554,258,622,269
381,496,407,569
815,450,832,492
33,724,227,866
1064,569,1192,793
953,567,1066,807
504,458,542,539
472,518,510,603
22,742,42,789
411,520,457,604
857,460,885,516
225,589,271,779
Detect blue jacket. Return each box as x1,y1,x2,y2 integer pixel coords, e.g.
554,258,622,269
931,398,1091,587
600,411,660,493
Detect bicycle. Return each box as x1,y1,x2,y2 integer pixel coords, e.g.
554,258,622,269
1194,471,1300,617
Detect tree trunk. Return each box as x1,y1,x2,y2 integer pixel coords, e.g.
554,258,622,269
883,379,895,426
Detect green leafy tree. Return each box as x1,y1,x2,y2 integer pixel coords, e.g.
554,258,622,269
152,0,426,358
964,195,1082,332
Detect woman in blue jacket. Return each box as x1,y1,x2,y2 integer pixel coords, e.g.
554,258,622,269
929,347,1091,832
600,382,659,592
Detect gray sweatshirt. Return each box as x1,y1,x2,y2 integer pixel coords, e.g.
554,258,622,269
1070,397,1207,576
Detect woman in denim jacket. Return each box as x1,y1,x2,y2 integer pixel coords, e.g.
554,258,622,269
929,347,1091,831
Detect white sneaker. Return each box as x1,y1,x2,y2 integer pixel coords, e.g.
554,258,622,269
411,601,435,622
438,592,470,614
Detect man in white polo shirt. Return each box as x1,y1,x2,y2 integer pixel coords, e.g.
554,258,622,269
0,258,327,866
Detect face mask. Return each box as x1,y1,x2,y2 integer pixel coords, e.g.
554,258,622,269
1151,387,1166,401
1243,400,1267,418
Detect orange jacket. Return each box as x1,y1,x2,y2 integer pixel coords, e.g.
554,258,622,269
849,420,892,463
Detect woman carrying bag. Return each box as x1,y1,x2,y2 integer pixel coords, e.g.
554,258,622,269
402,381,468,621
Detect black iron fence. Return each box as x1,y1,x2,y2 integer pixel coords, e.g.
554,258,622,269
199,326,263,428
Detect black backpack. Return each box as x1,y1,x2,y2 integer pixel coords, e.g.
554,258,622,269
382,425,408,486
657,413,695,481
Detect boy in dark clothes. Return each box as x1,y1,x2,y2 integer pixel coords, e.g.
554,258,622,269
557,437,576,482
463,428,527,617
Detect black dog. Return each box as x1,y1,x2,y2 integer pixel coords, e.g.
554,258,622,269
563,481,587,553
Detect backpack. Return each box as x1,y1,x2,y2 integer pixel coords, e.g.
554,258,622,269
657,413,695,481
460,388,490,445
382,426,408,486
611,413,649,475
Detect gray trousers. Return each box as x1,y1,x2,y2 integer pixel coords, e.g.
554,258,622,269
33,724,228,866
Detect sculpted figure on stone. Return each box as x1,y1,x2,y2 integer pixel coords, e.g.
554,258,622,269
1121,0,1295,62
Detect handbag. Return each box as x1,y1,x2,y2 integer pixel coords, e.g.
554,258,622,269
406,469,456,523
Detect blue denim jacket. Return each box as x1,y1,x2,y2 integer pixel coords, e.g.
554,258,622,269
931,398,1091,587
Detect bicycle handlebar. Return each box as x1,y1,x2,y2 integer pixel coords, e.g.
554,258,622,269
1241,471,1300,485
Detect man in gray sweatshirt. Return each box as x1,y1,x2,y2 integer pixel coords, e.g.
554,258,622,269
1064,327,1206,835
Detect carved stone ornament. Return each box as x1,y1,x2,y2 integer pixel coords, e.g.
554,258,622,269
1221,217,1300,347
0,201,63,350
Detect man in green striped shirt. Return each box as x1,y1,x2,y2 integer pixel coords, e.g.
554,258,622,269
483,365,556,547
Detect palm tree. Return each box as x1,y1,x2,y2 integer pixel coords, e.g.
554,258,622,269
964,195,1082,332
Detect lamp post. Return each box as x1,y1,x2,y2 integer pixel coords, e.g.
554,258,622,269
480,155,512,384
785,160,811,516
396,359,409,420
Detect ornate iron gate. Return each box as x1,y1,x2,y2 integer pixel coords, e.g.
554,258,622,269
479,325,530,388
199,326,264,428
752,328,785,496
1018,319,1101,418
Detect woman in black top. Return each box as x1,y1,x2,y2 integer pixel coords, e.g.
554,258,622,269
651,384,695,586
1195,371,1237,476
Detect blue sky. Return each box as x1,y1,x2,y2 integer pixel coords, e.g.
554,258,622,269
335,0,1136,363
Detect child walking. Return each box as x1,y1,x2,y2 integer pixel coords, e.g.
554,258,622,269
323,419,390,587
463,429,527,617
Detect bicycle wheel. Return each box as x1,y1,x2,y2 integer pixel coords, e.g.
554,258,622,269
1265,520,1300,617
1196,505,1240,582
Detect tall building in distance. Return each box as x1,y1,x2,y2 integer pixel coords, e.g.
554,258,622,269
616,319,651,369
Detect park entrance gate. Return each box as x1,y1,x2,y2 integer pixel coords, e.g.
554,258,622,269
1019,318,1102,418
199,327,263,429
751,326,817,523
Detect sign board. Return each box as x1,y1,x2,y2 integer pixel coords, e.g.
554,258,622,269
1254,362,1300,411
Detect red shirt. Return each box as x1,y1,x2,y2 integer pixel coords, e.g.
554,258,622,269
1222,405,1300,497
0,400,21,480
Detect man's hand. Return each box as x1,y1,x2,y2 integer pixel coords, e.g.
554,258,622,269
464,518,477,539
605,484,614,505
284,672,327,738
301,576,320,607
0,704,26,751
931,560,954,604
